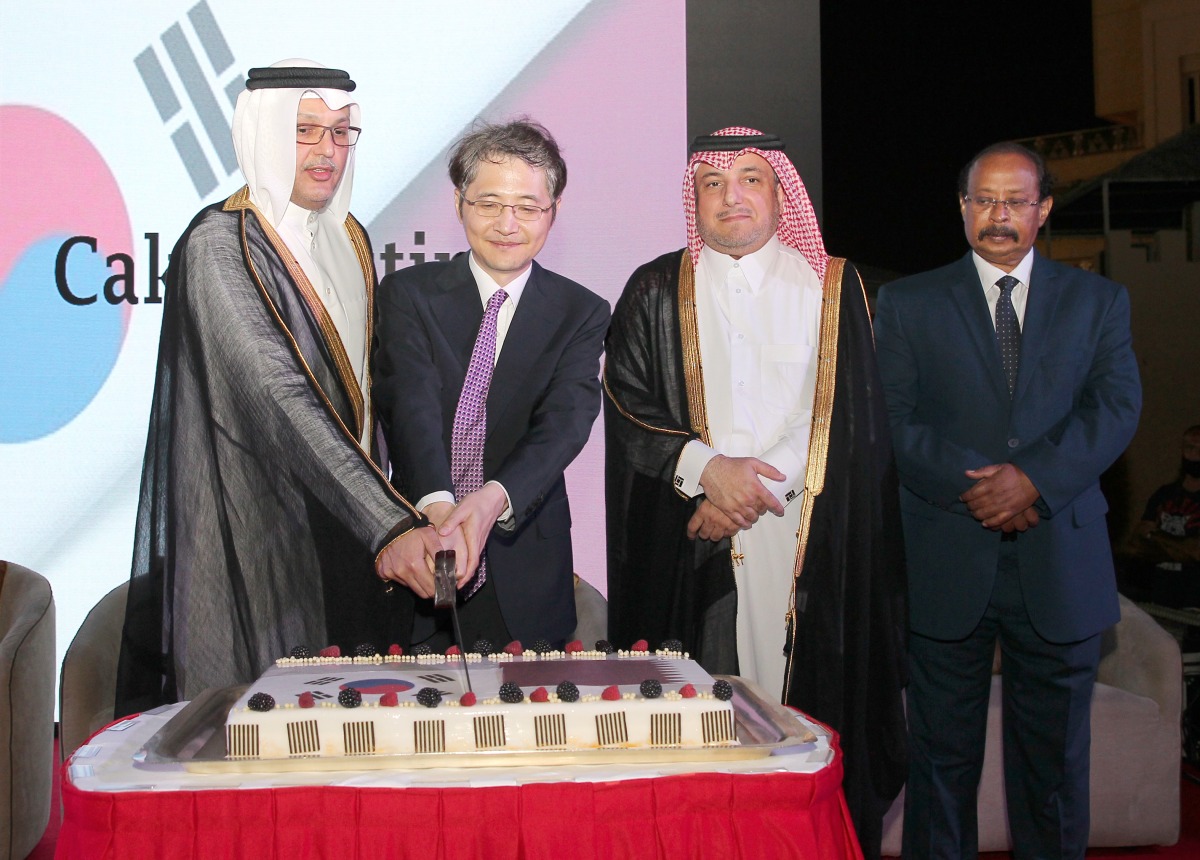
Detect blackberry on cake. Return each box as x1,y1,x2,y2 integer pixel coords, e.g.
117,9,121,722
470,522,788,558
416,687,442,708
247,692,275,712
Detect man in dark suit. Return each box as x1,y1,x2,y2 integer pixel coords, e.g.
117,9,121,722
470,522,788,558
374,120,609,649
873,141,1141,859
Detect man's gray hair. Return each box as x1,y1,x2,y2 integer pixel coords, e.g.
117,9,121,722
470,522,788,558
449,118,567,202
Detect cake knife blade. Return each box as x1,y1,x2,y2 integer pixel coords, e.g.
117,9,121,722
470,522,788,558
433,549,473,695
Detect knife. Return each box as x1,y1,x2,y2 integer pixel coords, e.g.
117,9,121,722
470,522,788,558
433,549,472,695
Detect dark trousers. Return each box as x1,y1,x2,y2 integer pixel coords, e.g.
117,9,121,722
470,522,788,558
411,571,512,651
904,544,1101,860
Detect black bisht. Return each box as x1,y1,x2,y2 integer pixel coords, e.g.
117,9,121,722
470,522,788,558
604,249,908,856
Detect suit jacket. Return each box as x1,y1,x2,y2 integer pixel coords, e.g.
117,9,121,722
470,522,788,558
873,251,1140,643
374,254,610,644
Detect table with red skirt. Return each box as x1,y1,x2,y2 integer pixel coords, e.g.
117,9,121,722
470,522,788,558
57,705,862,859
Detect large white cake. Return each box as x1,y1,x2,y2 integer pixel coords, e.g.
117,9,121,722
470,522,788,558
224,648,738,761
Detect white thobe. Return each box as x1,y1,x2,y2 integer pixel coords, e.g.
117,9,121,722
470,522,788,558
674,236,822,695
278,202,372,447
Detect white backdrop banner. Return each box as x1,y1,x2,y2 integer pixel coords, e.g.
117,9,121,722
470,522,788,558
0,0,686,687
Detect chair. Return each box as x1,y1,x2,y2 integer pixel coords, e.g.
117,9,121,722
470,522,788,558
881,594,1182,854
58,580,128,764
571,574,608,645
0,561,56,860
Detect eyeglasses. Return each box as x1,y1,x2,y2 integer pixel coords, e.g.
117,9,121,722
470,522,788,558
459,196,553,221
296,124,361,146
963,195,1042,213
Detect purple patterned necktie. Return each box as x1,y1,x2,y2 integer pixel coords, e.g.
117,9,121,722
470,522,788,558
994,275,1021,397
451,288,508,597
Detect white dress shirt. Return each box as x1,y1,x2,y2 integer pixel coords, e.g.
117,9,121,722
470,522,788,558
415,253,532,519
973,249,1034,329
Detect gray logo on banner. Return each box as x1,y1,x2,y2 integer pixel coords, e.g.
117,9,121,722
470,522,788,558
134,1,242,197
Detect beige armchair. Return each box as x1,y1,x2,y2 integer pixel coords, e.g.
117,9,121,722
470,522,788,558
882,594,1182,854
58,580,128,763
0,561,56,860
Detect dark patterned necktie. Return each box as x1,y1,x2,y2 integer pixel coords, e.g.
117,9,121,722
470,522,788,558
450,288,508,597
994,275,1021,396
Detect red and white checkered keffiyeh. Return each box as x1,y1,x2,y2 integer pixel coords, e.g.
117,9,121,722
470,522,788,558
683,126,829,281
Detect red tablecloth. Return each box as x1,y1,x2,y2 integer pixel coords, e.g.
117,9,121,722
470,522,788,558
57,717,862,859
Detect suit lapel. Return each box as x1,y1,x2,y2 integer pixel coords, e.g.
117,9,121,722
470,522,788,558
487,262,559,436
429,254,484,378
948,254,1010,401
1013,252,1063,402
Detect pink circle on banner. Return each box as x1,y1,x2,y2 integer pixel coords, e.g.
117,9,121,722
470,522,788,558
1,104,133,306
0,104,136,441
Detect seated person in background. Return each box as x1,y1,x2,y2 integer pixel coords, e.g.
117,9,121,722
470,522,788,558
1126,424,1200,608
373,119,609,651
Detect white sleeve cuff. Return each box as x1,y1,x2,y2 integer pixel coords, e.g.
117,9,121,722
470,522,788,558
675,439,719,499
484,480,514,522
418,491,456,513
757,437,806,507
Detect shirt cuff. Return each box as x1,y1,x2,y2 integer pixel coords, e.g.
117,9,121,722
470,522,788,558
417,491,455,513
757,437,806,506
676,439,719,499
484,480,514,523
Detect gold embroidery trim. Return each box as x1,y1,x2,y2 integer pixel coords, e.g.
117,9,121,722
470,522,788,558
225,187,365,436
230,194,421,533
676,253,744,556
783,257,844,700
676,253,712,447
345,212,375,440
601,368,691,438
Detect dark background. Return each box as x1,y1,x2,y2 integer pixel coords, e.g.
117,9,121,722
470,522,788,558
689,0,1103,278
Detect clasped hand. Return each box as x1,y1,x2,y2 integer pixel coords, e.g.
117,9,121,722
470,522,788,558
374,525,445,599
961,463,1041,532
688,455,786,540
432,485,508,586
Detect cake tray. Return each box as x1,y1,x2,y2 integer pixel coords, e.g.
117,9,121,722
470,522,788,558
138,676,816,774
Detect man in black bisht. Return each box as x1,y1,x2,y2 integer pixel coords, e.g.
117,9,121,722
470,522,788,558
115,60,442,718
604,127,907,857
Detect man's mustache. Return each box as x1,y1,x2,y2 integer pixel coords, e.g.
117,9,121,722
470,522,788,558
978,226,1018,241
302,157,337,171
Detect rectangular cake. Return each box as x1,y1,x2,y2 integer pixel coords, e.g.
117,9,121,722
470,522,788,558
224,649,738,761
